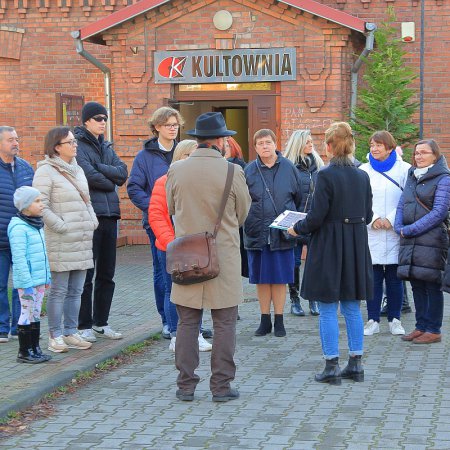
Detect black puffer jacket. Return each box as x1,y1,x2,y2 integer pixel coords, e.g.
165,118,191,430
396,157,450,284
74,126,128,218
244,153,302,251
296,155,319,213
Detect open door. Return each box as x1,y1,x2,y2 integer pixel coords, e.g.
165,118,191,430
249,95,278,161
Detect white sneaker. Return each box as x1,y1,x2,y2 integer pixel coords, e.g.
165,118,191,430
78,329,97,343
389,318,406,335
48,336,69,353
198,333,212,352
169,336,176,352
364,319,380,336
93,325,123,340
63,334,92,350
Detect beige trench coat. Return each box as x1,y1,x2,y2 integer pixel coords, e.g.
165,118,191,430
165,147,251,310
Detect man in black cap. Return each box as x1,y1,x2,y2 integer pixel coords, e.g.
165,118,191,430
74,102,128,342
166,112,251,402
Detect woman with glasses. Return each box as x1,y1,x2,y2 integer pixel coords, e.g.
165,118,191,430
33,126,98,353
395,139,450,344
284,129,324,317
359,131,410,337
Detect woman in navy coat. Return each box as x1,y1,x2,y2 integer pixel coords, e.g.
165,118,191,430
288,122,373,385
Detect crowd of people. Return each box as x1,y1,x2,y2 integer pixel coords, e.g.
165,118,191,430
1,103,449,398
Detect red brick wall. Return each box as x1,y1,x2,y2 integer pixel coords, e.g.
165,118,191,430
0,0,448,240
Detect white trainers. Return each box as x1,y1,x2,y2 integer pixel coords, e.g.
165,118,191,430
198,333,212,352
364,319,380,336
93,325,123,340
389,318,406,335
63,333,92,349
48,336,69,353
78,329,97,343
169,336,176,352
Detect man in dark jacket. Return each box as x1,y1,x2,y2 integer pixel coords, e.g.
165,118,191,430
127,106,183,338
74,102,128,342
0,126,34,343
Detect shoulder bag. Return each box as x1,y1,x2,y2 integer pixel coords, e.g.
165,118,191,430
166,163,234,285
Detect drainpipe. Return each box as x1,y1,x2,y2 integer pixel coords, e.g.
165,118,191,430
350,23,377,120
71,31,113,141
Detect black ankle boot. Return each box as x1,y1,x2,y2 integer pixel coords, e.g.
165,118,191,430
30,322,52,361
273,314,286,337
315,357,341,385
17,325,44,364
309,301,319,316
254,314,272,336
341,355,364,382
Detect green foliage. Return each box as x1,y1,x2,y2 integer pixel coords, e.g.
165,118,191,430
351,8,419,161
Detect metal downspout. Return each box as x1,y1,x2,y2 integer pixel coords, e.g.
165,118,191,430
71,31,113,141
350,24,377,120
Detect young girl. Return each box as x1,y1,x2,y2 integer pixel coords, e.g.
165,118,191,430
7,186,52,363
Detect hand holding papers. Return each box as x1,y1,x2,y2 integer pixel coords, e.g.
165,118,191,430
270,210,307,230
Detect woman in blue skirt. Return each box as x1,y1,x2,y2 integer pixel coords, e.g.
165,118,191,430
244,129,302,337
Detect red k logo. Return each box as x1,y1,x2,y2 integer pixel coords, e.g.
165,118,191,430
157,57,187,79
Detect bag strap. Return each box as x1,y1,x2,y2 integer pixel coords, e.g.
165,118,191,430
52,166,90,205
256,162,280,216
379,171,403,191
414,194,431,212
213,163,234,238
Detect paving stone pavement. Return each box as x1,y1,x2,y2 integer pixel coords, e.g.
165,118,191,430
1,245,450,449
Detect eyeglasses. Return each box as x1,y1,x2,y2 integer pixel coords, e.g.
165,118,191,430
414,151,434,157
163,123,180,130
92,116,108,123
59,139,78,146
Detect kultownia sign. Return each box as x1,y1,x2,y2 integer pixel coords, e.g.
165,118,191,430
154,48,296,84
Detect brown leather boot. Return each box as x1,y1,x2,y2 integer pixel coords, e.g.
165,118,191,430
412,332,441,344
401,329,424,342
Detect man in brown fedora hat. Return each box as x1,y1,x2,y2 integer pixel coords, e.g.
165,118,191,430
166,112,251,402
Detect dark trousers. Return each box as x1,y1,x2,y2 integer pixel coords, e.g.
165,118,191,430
79,217,117,329
175,304,238,395
367,264,403,322
146,228,166,325
410,279,443,334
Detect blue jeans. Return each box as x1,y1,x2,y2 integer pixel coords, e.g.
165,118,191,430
294,245,303,268
146,228,166,326
157,249,178,335
410,279,443,334
367,264,403,322
318,301,364,359
0,249,20,335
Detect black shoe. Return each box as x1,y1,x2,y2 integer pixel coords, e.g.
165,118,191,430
17,324,45,364
290,299,305,316
176,389,195,401
309,301,320,316
212,388,240,402
341,355,364,382
274,314,286,337
254,314,272,336
401,303,412,313
315,357,341,385
30,322,52,361
201,328,213,339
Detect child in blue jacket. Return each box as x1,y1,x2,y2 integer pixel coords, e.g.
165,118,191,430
7,186,51,363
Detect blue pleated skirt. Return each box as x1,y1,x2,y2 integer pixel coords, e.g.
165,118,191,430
247,245,295,284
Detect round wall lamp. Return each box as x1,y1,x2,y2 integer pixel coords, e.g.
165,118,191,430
213,10,233,31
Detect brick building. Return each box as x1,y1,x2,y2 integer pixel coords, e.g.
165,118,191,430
0,0,448,242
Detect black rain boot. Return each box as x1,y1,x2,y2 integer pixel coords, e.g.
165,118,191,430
17,325,44,364
273,314,286,337
31,322,52,361
254,314,272,336
309,301,320,316
341,355,364,382
315,357,341,385
289,266,305,316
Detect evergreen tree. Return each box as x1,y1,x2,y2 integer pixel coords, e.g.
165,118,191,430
351,9,419,161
